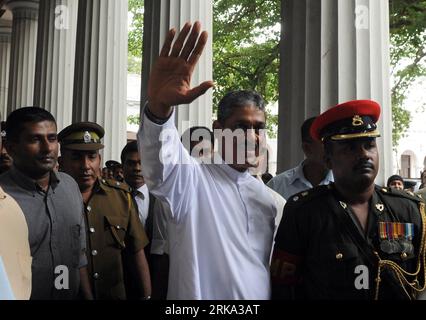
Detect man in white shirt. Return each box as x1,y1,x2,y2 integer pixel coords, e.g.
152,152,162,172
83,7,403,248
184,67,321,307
138,21,276,300
267,117,334,200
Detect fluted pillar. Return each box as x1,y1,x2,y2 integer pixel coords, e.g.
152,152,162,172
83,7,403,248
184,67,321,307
72,0,127,162
0,20,12,118
278,0,392,185
6,0,39,113
34,0,78,131
141,0,213,133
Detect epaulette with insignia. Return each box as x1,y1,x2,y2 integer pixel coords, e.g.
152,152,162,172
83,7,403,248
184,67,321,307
287,184,332,208
102,179,132,193
377,186,423,203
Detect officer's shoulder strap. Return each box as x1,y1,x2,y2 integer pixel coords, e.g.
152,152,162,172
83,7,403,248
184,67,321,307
102,179,132,193
377,185,423,203
286,184,332,208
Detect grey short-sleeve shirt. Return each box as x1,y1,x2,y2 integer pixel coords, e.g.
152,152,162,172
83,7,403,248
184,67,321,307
0,168,87,300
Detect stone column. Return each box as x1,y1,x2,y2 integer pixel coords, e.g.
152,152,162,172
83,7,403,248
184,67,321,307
72,0,128,162
141,0,213,133
33,0,78,131
6,0,39,113
278,0,392,184
0,20,12,119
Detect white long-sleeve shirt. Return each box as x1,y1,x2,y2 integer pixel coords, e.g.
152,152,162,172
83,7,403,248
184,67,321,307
137,110,276,300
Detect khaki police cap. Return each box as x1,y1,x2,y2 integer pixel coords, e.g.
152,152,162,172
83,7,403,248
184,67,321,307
105,160,121,169
58,122,105,151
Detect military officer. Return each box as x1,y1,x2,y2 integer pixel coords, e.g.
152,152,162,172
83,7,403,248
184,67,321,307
105,160,125,182
58,122,152,300
271,100,426,300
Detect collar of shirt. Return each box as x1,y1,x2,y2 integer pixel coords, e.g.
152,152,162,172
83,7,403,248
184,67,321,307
9,166,60,193
288,161,310,186
289,161,334,187
136,184,149,200
214,153,252,183
94,178,113,195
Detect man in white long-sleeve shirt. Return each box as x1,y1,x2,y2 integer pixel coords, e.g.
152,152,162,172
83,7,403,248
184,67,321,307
137,21,277,300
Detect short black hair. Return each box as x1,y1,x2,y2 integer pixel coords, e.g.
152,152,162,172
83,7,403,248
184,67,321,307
217,90,265,124
301,117,317,142
6,107,57,142
121,140,139,164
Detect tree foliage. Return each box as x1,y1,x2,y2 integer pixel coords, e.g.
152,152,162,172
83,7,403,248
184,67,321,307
213,0,280,136
128,0,144,74
127,0,426,145
389,0,426,147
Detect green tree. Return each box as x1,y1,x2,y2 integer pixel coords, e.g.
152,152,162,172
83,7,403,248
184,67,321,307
389,0,426,147
128,0,144,74
213,0,280,137
127,0,426,144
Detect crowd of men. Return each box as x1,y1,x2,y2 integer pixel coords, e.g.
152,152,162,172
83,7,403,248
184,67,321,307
1,21,426,300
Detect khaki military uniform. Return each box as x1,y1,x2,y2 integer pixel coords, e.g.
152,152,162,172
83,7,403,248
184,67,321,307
84,178,148,300
0,186,32,300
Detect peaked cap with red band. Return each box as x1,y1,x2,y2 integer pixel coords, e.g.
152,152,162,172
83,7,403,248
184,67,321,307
310,100,381,142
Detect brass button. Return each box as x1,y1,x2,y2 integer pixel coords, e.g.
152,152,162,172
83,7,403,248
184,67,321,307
401,252,408,259
116,225,121,230
89,227,95,233
93,273,99,279
91,250,98,256
336,253,343,260
87,206,91,212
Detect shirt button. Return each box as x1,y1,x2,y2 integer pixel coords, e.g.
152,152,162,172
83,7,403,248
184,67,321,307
89,227,95,233
91,250,98,256
93,273,99,279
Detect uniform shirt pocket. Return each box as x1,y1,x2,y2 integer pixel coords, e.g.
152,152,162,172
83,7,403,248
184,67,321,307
104,216,128,249
318,242,361,292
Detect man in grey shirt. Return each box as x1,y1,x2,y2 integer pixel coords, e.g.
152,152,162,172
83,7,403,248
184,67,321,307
0,107,92,300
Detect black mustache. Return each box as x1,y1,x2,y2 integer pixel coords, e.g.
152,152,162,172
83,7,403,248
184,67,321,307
353,161,374,171
36,155,55,160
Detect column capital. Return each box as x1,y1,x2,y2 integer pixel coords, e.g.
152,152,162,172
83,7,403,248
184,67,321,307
6,0,39,19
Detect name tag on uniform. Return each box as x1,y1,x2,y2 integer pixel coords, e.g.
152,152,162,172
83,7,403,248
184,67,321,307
379,222,414,256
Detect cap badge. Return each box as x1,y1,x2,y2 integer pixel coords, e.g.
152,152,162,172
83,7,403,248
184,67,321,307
83,131,91,143
352,115,364,126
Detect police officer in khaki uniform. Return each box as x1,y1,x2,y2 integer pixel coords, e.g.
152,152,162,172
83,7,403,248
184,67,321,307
58,122,151,300
271,100,426,300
